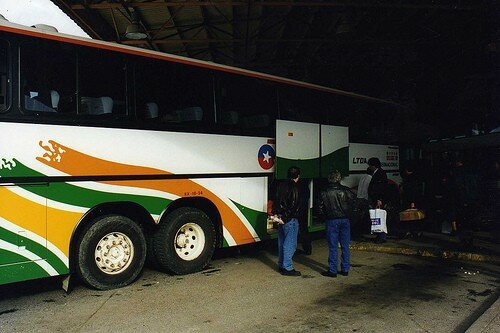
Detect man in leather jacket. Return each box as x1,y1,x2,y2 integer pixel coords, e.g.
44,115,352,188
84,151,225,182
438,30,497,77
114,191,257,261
272,166,302,276
318,170,357,277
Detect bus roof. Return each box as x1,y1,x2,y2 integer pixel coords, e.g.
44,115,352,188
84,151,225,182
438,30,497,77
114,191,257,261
0,20,399,106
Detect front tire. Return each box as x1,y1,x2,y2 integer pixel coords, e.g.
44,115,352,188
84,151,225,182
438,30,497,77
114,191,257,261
153,207,216,275
76,215,146,290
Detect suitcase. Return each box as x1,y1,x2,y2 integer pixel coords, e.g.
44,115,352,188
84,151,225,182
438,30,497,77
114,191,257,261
399,208,425,222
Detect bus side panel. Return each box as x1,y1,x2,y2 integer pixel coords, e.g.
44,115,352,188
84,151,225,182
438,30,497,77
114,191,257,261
196,177,269,246
0,184,54,284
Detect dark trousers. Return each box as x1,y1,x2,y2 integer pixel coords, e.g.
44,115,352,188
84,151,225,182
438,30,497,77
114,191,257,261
298,214,312,253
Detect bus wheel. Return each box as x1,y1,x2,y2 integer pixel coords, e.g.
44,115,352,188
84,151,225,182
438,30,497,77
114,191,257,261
153,207,216,275
76,215,146,290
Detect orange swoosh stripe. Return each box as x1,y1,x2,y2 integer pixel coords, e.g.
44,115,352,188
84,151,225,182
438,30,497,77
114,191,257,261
36,140,255,244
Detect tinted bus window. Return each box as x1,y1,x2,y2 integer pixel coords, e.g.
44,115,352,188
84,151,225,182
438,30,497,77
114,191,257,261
278,85,341,124
20,39,76,115
78,48,127,117
135,58,214,131
217,73,277,136
0,39,8,112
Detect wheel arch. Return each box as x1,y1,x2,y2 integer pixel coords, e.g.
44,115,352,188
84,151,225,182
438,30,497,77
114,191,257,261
160,197,223,248
69,201,155,273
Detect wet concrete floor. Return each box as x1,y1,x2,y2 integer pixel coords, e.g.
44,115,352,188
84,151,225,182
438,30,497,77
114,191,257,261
0,239,499,333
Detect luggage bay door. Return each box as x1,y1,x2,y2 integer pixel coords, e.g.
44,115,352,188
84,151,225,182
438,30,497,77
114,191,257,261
320,125,349,178
0,184,48,284
275,120,320,180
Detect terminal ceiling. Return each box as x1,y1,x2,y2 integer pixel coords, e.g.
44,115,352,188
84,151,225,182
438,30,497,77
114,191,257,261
51,1,496,142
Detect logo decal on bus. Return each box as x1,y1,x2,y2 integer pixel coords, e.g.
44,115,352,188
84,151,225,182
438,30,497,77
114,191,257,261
257,144,275,170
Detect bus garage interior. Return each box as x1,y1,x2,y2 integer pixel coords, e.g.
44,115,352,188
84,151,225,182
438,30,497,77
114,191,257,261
0,1,498,292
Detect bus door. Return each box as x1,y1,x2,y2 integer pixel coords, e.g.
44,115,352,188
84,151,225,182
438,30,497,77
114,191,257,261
0,183,48,284
275,120,349,230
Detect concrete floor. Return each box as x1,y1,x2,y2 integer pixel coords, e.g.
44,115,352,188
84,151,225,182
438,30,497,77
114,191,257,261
0,239,499,333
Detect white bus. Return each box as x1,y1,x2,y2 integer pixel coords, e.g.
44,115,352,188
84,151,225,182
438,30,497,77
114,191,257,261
0,19,395,290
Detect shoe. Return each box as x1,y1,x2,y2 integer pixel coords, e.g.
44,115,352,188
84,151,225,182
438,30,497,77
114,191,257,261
339,271,349,276
304,249,312,255
321,271,337,278
281,269,301,276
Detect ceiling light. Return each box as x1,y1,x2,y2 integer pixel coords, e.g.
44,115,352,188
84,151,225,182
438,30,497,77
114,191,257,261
125,12,147,40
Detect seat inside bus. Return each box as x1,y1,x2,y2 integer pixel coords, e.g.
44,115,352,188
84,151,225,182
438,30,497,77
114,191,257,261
24,89,59,113
144,102,159,119
173,106,203,122
221,111,239,125
81,96,113,115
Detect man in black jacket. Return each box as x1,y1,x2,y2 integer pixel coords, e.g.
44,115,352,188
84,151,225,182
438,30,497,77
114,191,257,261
272,166,302,276
367,157,389,243
318,170,357,277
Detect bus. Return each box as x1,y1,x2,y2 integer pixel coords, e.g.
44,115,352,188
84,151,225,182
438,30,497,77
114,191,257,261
343,143,401,188
0,19,396,290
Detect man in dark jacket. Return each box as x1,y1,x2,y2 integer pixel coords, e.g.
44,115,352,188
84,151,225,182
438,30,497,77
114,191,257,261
272,166,302,276
367,157,390,243
318,170,357,277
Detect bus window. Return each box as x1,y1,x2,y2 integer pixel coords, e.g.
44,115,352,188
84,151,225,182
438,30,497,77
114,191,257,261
78,48,127,117
216,73,277,136
20,39,76,115
278,85,340,124
135,58,214,131
0,39,8,112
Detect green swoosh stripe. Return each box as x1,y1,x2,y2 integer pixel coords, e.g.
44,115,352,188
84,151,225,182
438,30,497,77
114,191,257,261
230,200,268,241
0,226,67,274
276,147,349,180
0,159,171,215
0,250,51,284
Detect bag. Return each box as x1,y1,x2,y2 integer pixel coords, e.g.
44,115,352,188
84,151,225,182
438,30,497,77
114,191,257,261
370,208,388,234
399,208,425,222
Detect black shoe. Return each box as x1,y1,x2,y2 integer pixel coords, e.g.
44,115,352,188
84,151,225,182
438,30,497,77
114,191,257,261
339,271,349,276
304,249,312,255
281,269,301,276
321,271,337,278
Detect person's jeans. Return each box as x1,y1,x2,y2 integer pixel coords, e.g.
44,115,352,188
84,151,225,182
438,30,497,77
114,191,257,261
278,218,299,271
326,218,351,274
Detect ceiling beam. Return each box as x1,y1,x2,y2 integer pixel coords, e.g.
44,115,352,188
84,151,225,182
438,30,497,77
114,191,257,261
71,1,481,10
120,38,476,45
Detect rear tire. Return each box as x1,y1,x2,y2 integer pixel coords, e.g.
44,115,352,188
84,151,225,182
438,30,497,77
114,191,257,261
153,207,216,275
76,215,146,290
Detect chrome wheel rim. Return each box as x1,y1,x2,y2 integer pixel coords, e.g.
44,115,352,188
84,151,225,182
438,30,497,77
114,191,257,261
94,232,134,274
174,223,205,261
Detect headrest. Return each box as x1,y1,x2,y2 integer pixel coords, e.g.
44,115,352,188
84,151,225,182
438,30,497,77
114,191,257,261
145,102,159,118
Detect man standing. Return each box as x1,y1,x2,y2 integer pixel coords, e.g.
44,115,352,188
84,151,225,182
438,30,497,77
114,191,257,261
352,166,372,237
367,157,389,243
318,170,357,278
297,177,312,255
272,166,302,276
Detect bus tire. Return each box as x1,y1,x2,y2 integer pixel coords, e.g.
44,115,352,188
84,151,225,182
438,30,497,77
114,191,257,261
76,215,146,290
153,207,216,275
